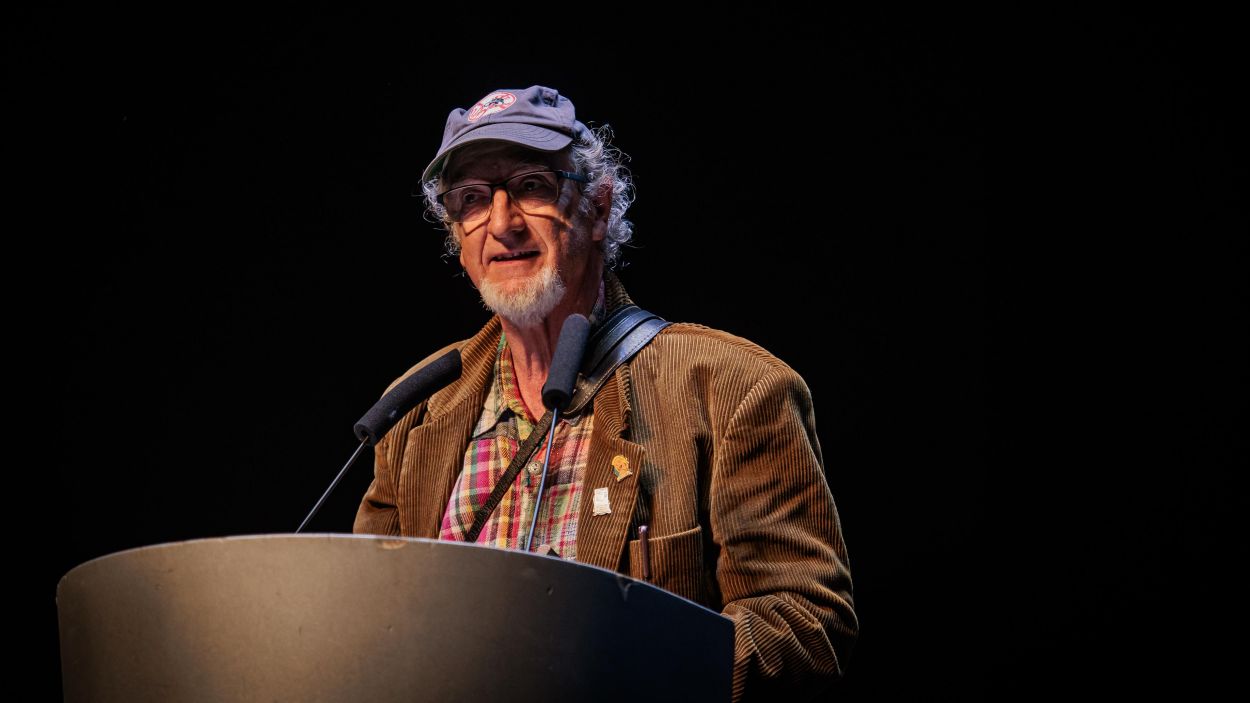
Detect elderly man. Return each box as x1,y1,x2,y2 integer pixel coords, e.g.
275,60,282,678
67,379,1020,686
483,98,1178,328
353,85,857,701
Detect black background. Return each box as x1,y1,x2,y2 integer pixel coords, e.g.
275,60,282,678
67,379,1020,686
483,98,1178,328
9,8,1244,700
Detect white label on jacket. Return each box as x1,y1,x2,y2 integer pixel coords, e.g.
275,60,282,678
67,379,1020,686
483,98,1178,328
592,487,611,516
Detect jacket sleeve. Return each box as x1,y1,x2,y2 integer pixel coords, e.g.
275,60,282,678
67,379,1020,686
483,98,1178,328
352,397,427,536
352,430,402,536
711,367,858,702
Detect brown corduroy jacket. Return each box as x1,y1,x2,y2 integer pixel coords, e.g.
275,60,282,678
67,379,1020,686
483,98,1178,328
354,276,857,702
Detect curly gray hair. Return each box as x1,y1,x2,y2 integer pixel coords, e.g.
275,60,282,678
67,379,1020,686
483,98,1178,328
421,124,635,269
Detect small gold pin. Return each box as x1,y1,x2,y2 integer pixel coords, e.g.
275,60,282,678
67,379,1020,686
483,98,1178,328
611,454,633,482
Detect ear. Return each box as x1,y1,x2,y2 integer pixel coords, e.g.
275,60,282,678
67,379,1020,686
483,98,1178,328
454,225,466,267
455,227,477,288
589,180,612,243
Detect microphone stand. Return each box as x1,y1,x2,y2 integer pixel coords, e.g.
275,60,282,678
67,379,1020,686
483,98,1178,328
523,408,562,552
296,439,370,534
522,313,589,554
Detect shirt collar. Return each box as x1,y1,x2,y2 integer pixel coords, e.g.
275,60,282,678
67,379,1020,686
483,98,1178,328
471,334,523,436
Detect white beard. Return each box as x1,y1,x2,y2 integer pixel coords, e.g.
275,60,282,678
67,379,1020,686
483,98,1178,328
478,260,566,329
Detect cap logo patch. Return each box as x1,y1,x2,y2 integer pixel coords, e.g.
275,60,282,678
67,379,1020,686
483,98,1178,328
466,91,517,122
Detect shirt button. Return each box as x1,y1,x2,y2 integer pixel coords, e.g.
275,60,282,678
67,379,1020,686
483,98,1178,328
527,462,541,475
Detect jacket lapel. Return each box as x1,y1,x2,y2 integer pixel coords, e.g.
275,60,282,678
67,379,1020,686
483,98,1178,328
575,365,645,571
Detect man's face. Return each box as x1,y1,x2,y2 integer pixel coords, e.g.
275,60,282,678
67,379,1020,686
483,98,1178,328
444,142,604,326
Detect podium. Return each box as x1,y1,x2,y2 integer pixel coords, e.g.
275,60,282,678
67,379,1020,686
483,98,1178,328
56,534,733,702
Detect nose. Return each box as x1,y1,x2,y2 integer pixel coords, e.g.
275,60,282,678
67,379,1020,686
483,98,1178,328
485,187,525,240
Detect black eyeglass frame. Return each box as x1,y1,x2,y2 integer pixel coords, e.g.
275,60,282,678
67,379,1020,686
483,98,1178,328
434,169,591,223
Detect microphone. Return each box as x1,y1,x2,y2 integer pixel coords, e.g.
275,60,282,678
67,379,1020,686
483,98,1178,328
296,349,462,533
526,315,591,551
354,349,462,446
541,315,591,412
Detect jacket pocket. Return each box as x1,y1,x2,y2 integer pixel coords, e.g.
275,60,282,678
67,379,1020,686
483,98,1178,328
627,525,704,603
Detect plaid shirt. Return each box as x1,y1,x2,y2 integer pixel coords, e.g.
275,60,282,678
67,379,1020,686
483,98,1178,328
438,297,604,559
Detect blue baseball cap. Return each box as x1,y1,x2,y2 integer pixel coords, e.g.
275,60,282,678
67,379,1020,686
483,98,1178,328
420,85,588,183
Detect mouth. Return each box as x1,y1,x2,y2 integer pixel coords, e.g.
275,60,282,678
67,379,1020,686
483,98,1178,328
490,250,540,263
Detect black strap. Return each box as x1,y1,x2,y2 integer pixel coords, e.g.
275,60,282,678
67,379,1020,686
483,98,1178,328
463,305,669,543
464,409,554,543
565,305,670,417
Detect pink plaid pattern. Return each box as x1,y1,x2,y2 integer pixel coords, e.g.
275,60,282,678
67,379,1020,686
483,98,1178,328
438,334,594,559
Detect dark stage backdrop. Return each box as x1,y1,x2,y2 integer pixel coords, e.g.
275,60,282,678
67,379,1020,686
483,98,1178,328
10,8,1244,700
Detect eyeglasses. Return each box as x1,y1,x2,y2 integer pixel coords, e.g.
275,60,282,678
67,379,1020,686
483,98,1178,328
436,170,590,224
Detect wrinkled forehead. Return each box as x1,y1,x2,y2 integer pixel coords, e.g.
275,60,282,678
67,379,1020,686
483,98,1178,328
443,141,572,184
